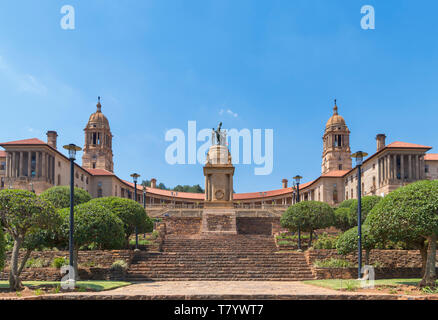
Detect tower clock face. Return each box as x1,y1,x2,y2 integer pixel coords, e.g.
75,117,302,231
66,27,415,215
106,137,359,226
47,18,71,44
215,189,225,200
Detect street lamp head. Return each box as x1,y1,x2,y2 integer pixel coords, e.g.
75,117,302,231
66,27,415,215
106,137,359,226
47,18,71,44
293,175,303,184
63,144,82,160
130,173,140,183
351,151,368,166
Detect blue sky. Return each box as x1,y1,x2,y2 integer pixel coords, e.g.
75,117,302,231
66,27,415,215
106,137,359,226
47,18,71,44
0,0,437,192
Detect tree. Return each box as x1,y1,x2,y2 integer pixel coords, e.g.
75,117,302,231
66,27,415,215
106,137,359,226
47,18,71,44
338,199,356,209
336,225,377,265
333,207,351,232
366,180,438,287
281,201,335,246
0,190,60,290
0,227,5,272
40,186,91,209
58,202,125,278
88,197,153,246
348,196,382,225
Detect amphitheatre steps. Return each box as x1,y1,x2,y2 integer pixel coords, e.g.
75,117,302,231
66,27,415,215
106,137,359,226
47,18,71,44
125,235,315,281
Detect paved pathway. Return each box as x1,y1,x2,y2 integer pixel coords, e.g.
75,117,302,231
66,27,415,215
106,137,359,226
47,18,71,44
34,281,397,300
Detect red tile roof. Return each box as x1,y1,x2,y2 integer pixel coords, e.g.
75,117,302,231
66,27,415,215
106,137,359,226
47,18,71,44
425,153,438,161
386,141,432,149
0,138,46,145
85,168,115,176
321,170,350,177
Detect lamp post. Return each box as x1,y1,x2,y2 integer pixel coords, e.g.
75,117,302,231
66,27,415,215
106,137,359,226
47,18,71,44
63,143,82,286
351,151,368,279
131,173,140,250
293,175,303,251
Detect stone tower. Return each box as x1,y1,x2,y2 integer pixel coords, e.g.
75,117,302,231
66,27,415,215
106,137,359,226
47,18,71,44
82,97,114,172
321,100,352,174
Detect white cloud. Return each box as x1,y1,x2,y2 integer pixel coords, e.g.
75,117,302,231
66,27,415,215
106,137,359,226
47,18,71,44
0,56,47,96
219,108,238,118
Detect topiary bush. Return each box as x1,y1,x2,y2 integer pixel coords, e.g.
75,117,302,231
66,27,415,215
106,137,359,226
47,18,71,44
333,207,351,231
365,180,438,287
40,186,91,209
88,197,153,246
281,201,335,247
58,201,125,278
336,225,377,265
348,195,382,225
337,199,356,209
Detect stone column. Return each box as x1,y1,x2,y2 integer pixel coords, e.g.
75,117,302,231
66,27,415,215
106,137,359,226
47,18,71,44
400,155,405,181
19,152,24,177
6,153,10,178
205,176,208,201
27,152,32,178
420,156,424,180
41,153,46,180
408,155,412,180
417,155,421,180
11,152,15,177
229,174,233,201
35,152,40,178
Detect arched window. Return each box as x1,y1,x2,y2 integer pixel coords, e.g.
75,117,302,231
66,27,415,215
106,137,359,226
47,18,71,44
57,174,61,186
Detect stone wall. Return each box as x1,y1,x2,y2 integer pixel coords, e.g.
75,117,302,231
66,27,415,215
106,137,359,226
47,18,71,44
237,217,277,235
305,249,425,268
313,267,423,280
0,250,132,281
164,217,202,235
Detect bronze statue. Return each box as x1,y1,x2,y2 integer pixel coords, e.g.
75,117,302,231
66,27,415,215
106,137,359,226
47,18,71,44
213,122,222,145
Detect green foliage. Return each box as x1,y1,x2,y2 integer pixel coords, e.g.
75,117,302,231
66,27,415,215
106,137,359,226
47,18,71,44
333,207,352,231
141,180,204,193
338,199,356,209
313,233,339,249
58,202,125,250
348,196,382,224
0,228,5,271
25,258,48,268
88,197,153,241
313,258,354,268
110,260,128,272
172,184,204,193
40,186,91,209
0,190,60,240
336,225,377,256
52,257,68,269
365,180,438,243
281,201,335,233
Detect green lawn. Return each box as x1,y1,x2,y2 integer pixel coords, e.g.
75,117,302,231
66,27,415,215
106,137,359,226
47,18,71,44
303,278,435,291
0,280,131,292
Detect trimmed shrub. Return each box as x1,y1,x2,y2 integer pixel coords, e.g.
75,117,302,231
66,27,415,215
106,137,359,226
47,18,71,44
312,233,338,249
336,225,377,264
88,197,153,245
314,258,353,268
52,257,68,269
281,201,335,246
348,195,382,225
40,186,91,209
333,207,351,231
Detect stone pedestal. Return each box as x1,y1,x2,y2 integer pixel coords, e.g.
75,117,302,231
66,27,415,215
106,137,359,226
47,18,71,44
201,208,237,235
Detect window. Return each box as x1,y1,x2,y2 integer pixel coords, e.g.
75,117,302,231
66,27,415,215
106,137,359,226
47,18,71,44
338,164,342,170
97,188,103,198
425,165,429,173
92,163,96,169
345,191,348,200
86,177,89,184
81,174,84,182
58,161,61,167
0,161,5,170
58,174,61,185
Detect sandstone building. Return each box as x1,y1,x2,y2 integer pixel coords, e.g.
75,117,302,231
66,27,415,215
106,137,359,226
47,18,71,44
1,98,438,233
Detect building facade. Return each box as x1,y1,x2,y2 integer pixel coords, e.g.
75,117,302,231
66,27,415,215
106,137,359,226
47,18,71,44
1,98,438,217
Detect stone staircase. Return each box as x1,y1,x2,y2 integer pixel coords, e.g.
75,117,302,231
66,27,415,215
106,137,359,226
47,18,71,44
125,235,315,281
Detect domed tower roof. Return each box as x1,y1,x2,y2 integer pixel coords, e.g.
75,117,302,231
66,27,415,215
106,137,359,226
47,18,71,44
86,97,110,130
325,99,346,129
